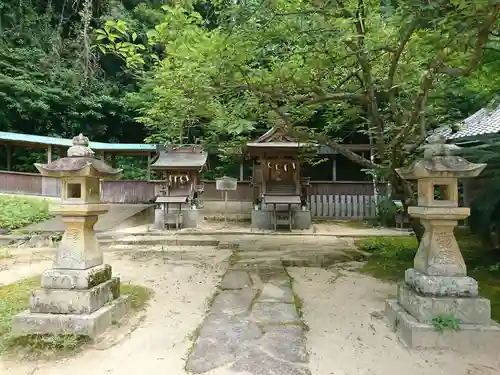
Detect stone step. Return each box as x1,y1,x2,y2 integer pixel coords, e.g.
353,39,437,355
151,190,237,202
98,235,237,248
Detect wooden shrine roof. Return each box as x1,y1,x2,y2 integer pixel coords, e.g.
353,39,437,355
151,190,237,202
151,145,208,170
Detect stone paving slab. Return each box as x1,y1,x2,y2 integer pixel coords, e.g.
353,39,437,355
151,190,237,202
257,283,294,303
210,288,256,316
231,347,311,375
185,263,310,375
220,270,252,290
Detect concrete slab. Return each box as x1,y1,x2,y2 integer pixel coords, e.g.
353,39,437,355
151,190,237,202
21,204,154,233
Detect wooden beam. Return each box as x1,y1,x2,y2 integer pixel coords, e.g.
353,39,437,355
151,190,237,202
47,145,53,163
111,154,117,168
332,156,337,182
147,152,152,180
5,144,11,171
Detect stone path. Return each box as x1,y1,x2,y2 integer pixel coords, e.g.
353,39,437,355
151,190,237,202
186,265,310,375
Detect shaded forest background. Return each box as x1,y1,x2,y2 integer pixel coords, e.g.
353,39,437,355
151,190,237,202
0,0,499,180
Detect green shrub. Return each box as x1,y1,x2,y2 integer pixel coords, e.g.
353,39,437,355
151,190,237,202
356,236,418,281
0,196,52,231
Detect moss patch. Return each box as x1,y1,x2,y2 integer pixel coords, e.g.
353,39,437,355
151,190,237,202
228,251,241,266
0,276,153,357
87,265,112,288
356,229,500,322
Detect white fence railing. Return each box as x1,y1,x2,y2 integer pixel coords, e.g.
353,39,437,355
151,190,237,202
309,194,377,219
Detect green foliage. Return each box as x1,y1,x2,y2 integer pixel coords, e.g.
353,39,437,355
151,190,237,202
0,196,52,231
0,0,148,173
115,0,500,190
95,19,149,69
431,314,461,333
375,197,402,227
357,236,417,280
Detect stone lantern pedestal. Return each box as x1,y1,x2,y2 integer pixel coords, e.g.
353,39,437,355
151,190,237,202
385,135,500,351
11,134,130,338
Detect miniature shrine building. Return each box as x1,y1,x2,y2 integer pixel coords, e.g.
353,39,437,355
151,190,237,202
247,127,312,230
150,144,208,229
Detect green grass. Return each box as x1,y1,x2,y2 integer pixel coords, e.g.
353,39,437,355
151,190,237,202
356,229,500,321
0,196,53,231
0,276,153,357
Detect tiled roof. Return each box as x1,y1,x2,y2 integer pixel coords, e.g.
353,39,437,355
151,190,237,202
437,106,500,141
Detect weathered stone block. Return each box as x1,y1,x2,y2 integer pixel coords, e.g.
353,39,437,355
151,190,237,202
240,325,309,363
54,215,104,270
185,314,262,373
252,302,299,325
231,347,310,375
30,278,120,314
12,295,130,338
257,283,294,304
183,209,200,228
41,264,112,290
397,284,490,324
210,288,256,316
293,210,311,230
385,299,500,352
251,210,273,230
405,268,478,297
220,270,252,290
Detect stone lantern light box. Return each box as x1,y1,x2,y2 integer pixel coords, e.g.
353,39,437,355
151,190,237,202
11,134,130,338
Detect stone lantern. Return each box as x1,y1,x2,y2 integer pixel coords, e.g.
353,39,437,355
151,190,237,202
386,135,500,350
12,134,130,338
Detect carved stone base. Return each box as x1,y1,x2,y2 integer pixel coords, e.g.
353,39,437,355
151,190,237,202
12,296,130,338
385,300,500,352
30,278,120,314
12,263,129,338
397,283,490,324
41,264,112,290
405,268,478,297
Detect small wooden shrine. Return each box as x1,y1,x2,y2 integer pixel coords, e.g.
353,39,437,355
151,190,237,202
150,144,207,229
247,127,311,230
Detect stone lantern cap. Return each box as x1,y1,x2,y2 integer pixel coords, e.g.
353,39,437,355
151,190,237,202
396,134,486,180
34,134,122,178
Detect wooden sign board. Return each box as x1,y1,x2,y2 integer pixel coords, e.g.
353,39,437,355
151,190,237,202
216,176,238,191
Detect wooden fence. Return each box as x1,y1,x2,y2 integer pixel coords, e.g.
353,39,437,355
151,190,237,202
309,194,377,219
0,170,381,219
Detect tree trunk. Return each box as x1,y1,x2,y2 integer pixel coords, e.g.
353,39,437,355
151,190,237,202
389,171,424,244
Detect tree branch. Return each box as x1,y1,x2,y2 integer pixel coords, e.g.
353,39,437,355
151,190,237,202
273,105,378,169
389,68,434,149
437,6,499,77
295,92,366,106
387,18,419,91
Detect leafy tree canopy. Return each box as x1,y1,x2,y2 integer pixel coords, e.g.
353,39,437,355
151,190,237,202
108,0,499,194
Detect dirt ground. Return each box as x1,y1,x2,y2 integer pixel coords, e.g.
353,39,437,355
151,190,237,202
1,242,499,375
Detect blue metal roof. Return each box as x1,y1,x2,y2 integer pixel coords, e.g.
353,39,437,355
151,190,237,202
0,131,156,152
